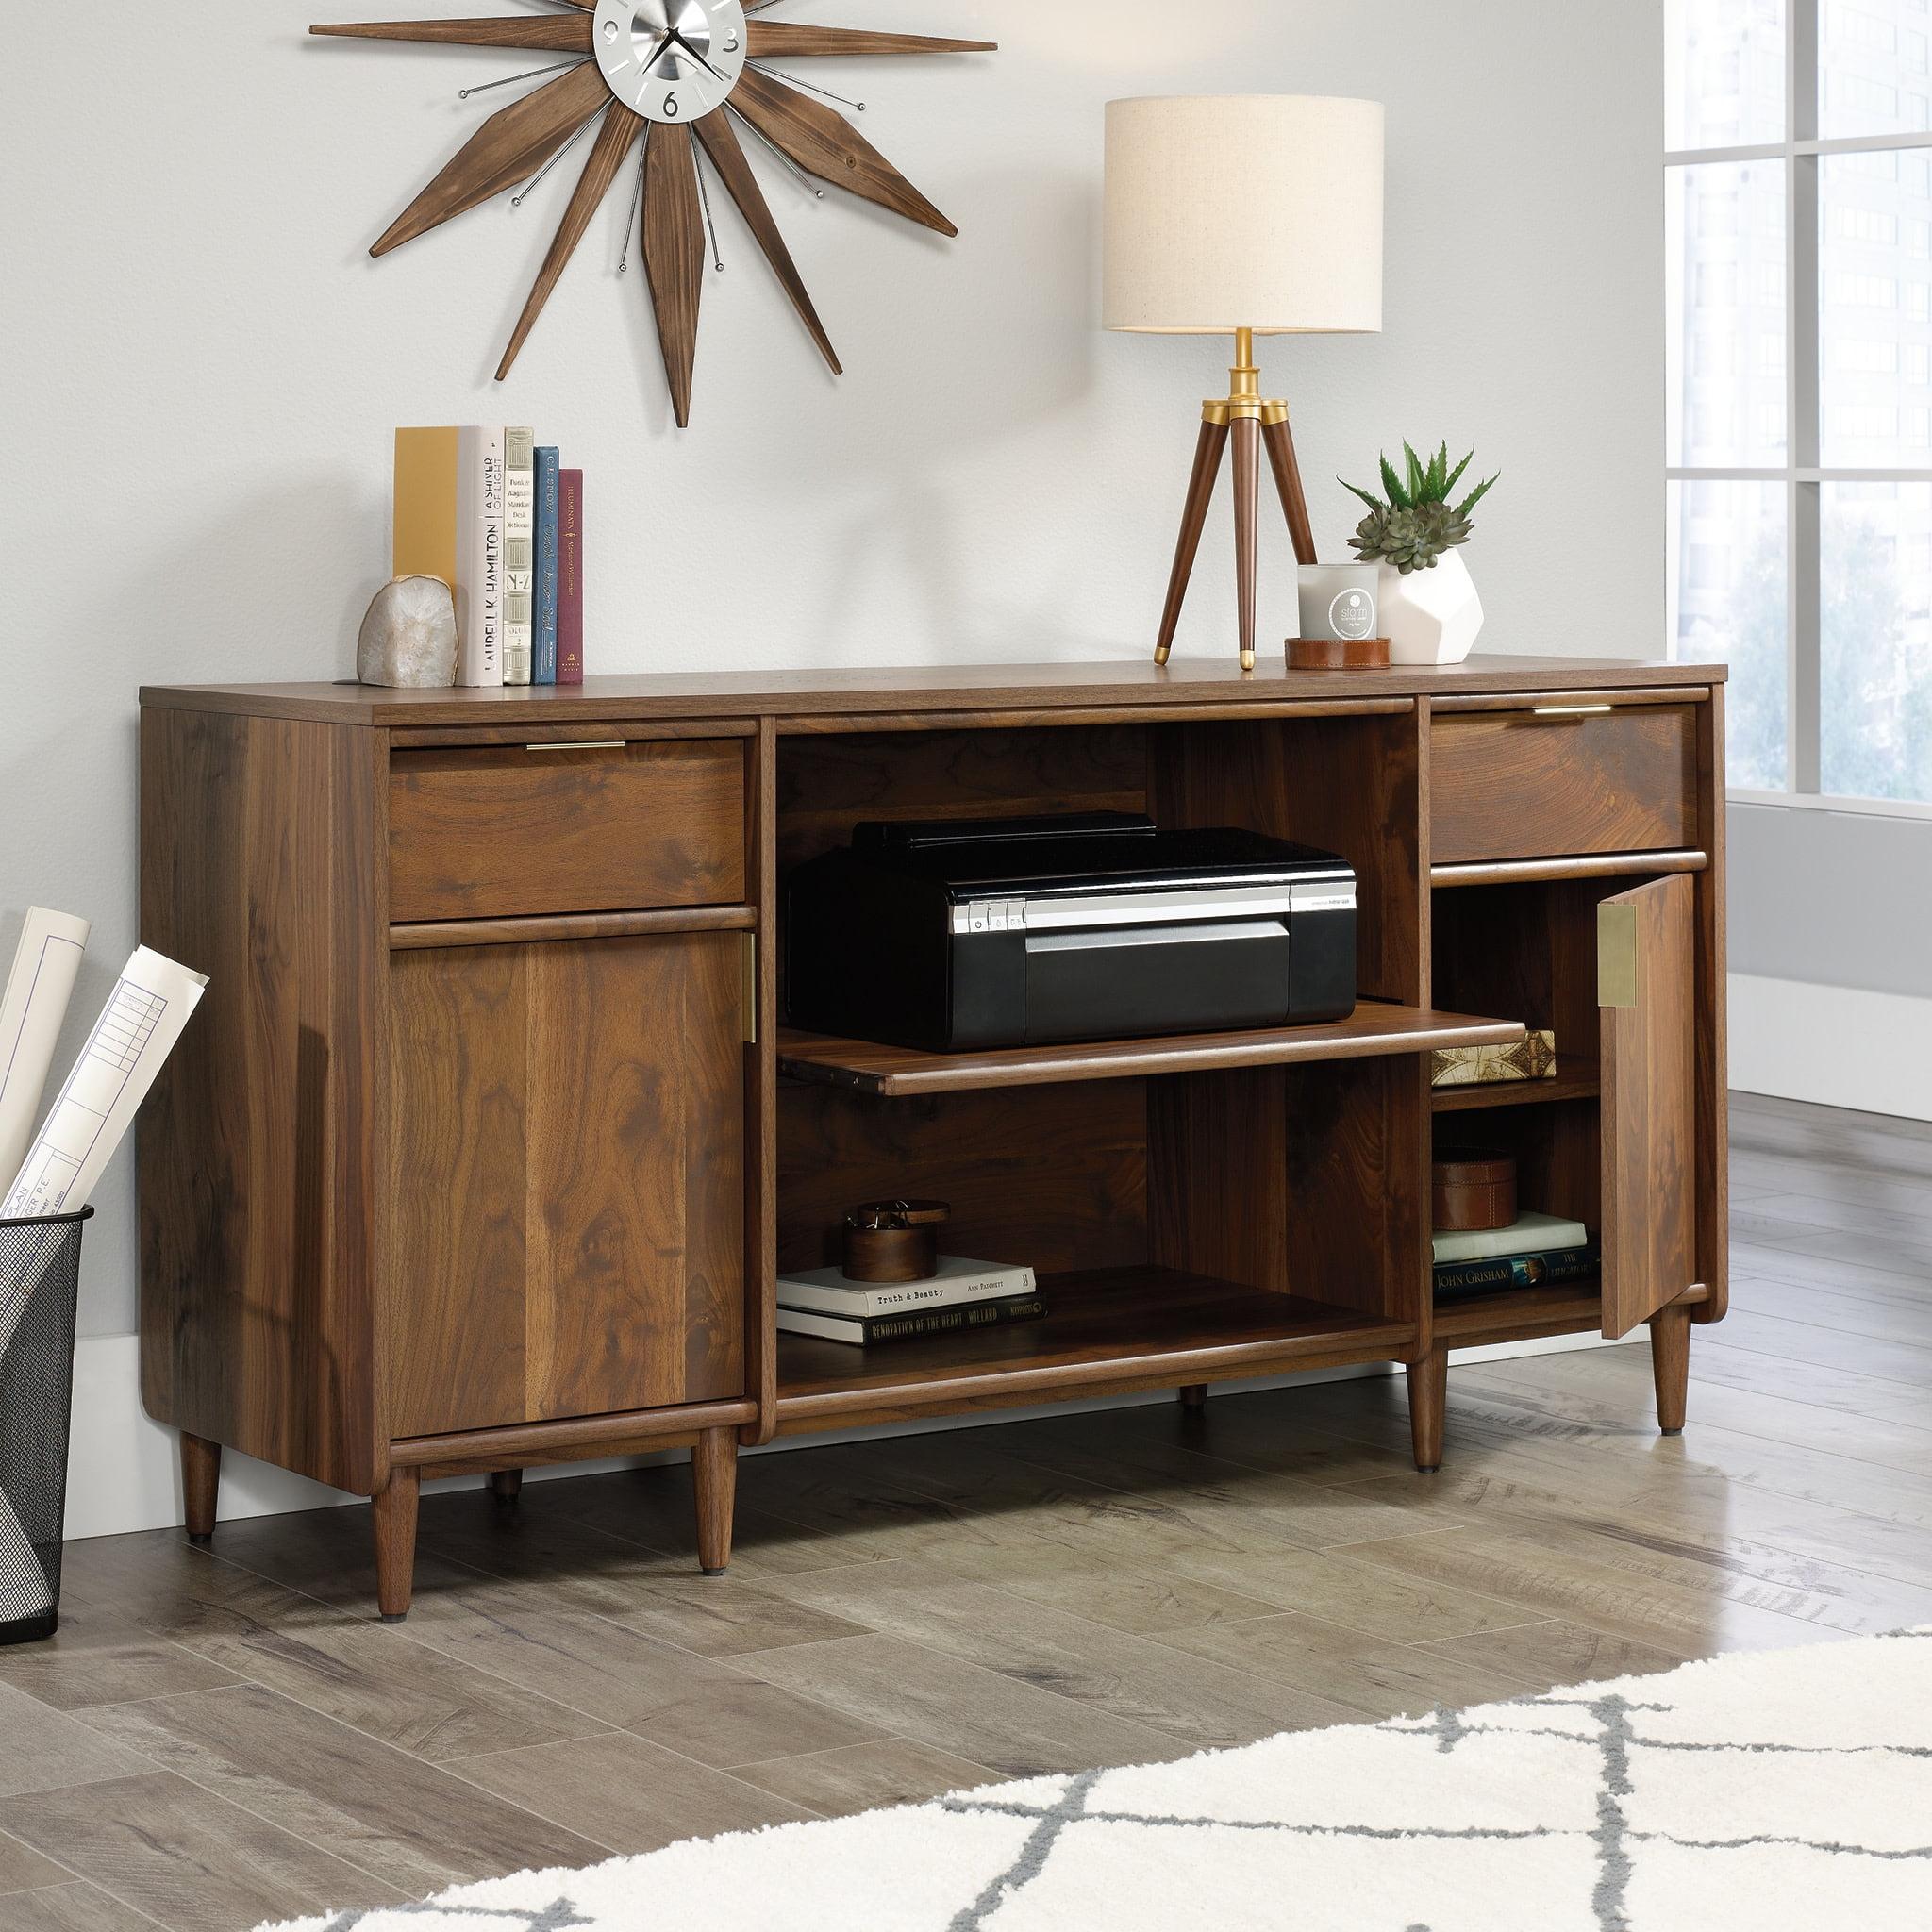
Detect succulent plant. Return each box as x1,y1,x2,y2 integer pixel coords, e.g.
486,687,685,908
1340,442,1498,574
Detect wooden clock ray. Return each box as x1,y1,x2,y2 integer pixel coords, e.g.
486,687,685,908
312,1,996,423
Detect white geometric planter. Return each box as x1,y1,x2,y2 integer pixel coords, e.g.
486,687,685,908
1378,550,1485,665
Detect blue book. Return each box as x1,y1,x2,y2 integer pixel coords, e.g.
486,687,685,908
533,446,560,685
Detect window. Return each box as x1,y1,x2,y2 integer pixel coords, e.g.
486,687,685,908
1668,0,1932,808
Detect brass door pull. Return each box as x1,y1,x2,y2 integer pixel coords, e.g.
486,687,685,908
1529,705,1613,719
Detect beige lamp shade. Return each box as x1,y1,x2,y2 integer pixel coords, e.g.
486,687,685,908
1103,94,1384,335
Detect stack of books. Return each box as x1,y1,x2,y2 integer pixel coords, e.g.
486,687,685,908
1433,1209,1599,1303
393,427,585,688
774,1255,1044,1346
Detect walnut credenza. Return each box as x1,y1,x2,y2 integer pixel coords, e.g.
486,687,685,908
137,658,1727,1618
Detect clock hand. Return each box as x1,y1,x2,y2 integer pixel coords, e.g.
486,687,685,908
665,27,733,85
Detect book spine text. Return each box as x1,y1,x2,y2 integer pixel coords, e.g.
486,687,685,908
558,468,584,685
502,427,534,686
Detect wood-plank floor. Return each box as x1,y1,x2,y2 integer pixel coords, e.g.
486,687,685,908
7,1091,1932,1931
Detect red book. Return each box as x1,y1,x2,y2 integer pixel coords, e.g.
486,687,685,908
557,469,584,685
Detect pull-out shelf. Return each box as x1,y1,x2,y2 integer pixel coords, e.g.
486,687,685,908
777,1003,1526,1097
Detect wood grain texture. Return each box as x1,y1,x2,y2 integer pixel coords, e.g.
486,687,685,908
373,1470,419,1619
693,1428,738,1573
743,720,780,1445
1154,420,1229,663
181,1436,220,1541
1260,414,1318,567
692,108,841,374
388,738,745,922
746,24,998,56
1230,417,1260,669
1430,706,1697,864
641,123,706,428
390,905,755,950
730,67,955,234
385,932,745,1438
137,657,1730,729
497,104,641,381
777,1078,1149,1279
1650,1306,1691,1433
1432,850,1708,889
776,723,1146,873
311,16,593,51
1406,1349,1447,1472
1600,874,1699,1341
138,709,385,1495
1155,711,1424,1006
1693,684,1730,1324
372,59,608,257
776,1267,1411,1420
776,1006,1524,1097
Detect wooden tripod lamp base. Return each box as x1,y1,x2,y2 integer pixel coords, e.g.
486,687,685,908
1154,329,1319,673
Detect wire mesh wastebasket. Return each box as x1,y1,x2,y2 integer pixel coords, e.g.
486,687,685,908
0,1207,91,1645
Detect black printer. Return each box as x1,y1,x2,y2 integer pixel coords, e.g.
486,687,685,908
783,813,1357,1053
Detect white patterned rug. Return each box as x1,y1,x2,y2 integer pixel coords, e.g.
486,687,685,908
269,1628,1932,1932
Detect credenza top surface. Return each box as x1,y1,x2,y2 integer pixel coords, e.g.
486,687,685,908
140,654,1726,727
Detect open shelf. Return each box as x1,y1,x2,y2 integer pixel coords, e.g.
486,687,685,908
774,1265,1414,1425
1431,1276,1710,1350
1430,1054,1602,1113
777,1005,1524,1098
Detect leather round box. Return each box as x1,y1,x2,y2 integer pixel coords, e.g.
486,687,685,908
1431,1149,1518,1233
841,1200,950,1282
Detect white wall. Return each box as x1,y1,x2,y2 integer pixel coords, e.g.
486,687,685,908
2,0,1664,1535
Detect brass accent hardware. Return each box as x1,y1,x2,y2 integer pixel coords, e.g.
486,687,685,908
739,933,758,1044
1530,705,1613,719
1598,903,1639,1009
1200,325,1291,425
524,740,627,752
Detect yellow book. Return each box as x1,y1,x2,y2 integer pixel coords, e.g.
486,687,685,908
392,426,460,591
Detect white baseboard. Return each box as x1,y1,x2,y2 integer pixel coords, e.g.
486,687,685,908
1729,972,1932,1123
64,1324,1631,1543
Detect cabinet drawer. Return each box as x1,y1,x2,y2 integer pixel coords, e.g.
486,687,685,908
1430,704,1697,864
390,738,745,923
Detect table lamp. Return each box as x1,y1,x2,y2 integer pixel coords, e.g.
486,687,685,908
1104,94,1385,670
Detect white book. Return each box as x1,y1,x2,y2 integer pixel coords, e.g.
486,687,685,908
455,425,505,686
775,1254,1037,1320
1432,1210,1591,1265
502,426,534,686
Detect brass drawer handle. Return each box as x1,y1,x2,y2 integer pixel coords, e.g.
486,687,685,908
523,740,627,753
1530,705,1613,719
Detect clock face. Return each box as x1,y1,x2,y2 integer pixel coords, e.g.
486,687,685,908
592,0,748,125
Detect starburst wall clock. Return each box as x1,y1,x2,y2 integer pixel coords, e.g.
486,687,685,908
312,1,995,423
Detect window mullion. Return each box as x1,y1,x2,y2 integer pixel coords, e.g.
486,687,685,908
1789,0,1821,796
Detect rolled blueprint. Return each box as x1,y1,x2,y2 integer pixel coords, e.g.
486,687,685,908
0,908,90,1188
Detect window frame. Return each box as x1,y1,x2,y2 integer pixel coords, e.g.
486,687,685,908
1667,0,1932,818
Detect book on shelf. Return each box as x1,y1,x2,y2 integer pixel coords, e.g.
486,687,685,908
533,445,559,685
502,427,535,686
1433,1244,1600,1302
776,1295,1048,1347
1431,1210,1589,1266
391,425,504,687
777,1255,1037,1320
1430,1030,1557,1089
558,468,584,684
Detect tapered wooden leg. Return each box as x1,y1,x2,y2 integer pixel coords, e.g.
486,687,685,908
1231,416,1260,671
1178,1384,1208,1411
181,1433,221,1544
1407,1349,1447,1473
1154,417,1231,665
1260,413,1318,566
372,1468,420,1622
1650,1306,1692,1436
489,1469,524,1505
693,1426,737,1576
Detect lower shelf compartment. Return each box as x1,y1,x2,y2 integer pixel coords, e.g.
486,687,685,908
1431,1275,1711,1349
774,1265,1415,1426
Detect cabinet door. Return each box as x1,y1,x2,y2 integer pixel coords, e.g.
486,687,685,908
1597,874,1698,1340
387,932,746,1438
